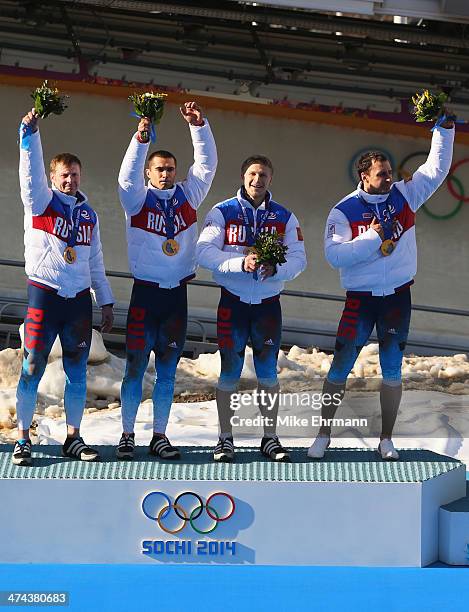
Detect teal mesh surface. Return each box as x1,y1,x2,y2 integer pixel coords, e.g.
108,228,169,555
441,483,469,512
0,446,463,483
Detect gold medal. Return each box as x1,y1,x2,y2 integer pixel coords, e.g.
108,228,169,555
63,246,77,264
380,239,395,257
162,239,180,256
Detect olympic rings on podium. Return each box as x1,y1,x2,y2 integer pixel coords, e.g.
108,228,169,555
206,492,236,521
157,504,188,534
174,492,204,520
141,491,236,535
142,491,172,521
190,505,219,535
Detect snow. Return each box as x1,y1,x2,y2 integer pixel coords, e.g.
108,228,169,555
1,329,469,464
33,392,469,466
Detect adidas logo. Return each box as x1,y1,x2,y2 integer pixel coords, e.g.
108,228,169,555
168,341,178,348
264,339,274,345
387,328,397,335
77,341,87,348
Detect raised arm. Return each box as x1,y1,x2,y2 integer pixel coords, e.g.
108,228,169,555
19,108,52,215
180,102,217,209
117,117,150,216
272,213,307,281
324,207,382,269
196,208,245,273
396,124,455,212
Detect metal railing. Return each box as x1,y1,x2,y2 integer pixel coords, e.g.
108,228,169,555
0,258,468,354
1,257,468,318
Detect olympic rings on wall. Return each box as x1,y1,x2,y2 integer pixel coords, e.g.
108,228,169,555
348,147,469,219
423,175,464,220
398,151,465,220
141,491,236,535
447,158,469,203
348,147,396,186
397,151,427,181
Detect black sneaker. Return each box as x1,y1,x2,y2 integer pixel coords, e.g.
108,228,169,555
62,436,100,462
149,434,180,459
12,439,32,466
116,433,135,460
213,436,235,462
261,435,291,462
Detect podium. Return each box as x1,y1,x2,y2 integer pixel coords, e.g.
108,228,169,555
439,483,469,565
0,445,465,567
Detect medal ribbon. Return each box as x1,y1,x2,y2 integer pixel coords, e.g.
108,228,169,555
237,194,271,246
65,202,83,249
359,194,395,241
152,194,175,240
238,192,272,281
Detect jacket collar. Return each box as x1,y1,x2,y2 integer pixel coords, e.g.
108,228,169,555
357,183,393,204
147,183,177,199
236,187,271,210
52,187,88,208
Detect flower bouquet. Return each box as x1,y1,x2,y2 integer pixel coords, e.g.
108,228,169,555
252,230,288,267
128,91,167,141
31,80,68,118
411,89,448,123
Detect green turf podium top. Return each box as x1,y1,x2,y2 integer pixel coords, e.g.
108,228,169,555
0,446,463,483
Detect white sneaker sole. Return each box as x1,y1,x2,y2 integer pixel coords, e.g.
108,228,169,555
213,452,234,462
80,454,100,462
62,451,100,462
11,456,32,467
263,452,291,462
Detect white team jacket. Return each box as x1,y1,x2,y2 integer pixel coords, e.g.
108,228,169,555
197,189,307,304
118,121,217,287
19,130,114,306
324,125,455,295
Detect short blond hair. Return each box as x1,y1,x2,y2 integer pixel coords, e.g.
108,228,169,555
50,153,82,173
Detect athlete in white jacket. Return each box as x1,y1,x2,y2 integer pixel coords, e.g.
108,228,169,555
308,119,455,461
197,155,307,462
13,108,114,467
116,102,217,460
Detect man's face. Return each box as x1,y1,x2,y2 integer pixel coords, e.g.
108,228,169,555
146,156,177,190
50,162,81,196
361,160,393,194
243,163,273,203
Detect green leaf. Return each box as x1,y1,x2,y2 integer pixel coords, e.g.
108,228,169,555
252,230,288,266
410,88,446,123
31,80,68,119
129,91,167,124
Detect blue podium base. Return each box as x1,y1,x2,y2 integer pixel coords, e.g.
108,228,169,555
0,445,465,567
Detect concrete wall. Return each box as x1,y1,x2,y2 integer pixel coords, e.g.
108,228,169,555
1,83,469,341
